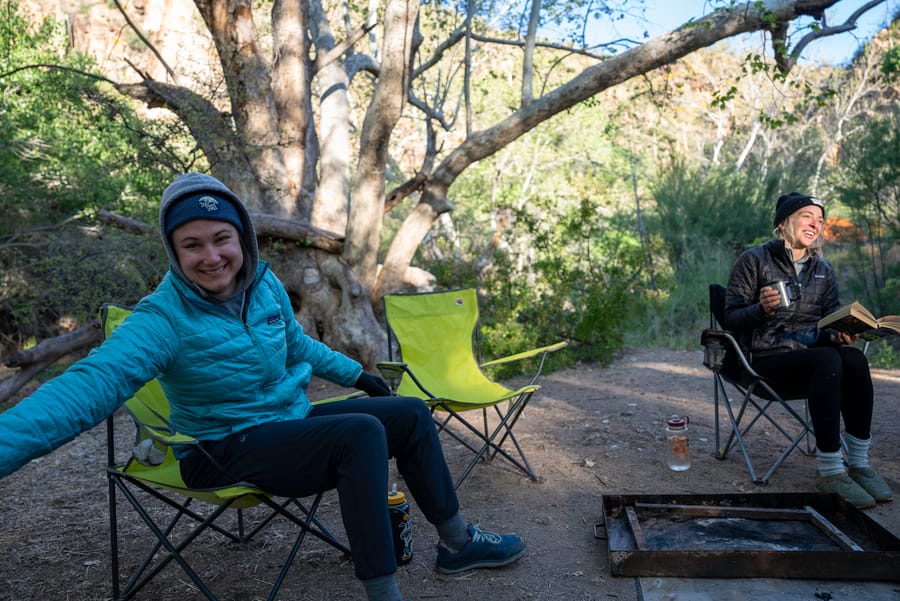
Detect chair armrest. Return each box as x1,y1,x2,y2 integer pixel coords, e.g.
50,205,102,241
481,341,567,387
311,391,366,405
376,361,408,377
376,361,438,398
700,329,760,378
480,341,567,368
140,424,199,447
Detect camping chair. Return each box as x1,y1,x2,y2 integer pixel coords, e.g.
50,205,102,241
700,284,815,485
378,289,567,489
102,304,351,601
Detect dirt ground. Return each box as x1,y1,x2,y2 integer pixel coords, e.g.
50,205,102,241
1,347,898,600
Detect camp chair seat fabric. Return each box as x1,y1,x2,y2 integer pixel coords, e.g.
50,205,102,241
101,304,349,601
379,288,566,488
700,284,815,485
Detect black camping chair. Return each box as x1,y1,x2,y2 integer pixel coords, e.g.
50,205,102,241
700,284,815,484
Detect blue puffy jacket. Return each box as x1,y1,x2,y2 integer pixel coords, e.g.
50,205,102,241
0,172,364,478
0,261,362,477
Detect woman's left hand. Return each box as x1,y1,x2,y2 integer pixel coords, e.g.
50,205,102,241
831,331,859,345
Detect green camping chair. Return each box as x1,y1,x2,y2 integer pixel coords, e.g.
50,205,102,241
102,304,351,601
378,289,567,488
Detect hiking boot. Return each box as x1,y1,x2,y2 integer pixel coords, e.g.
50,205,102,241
848,467,894,503
435,524,525,574
816,472,876,509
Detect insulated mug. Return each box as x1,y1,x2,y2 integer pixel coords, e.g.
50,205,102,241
766,281,791,308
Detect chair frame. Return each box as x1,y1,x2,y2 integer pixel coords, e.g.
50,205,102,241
701,284,815,485
378,289,566,488
102,304,350,601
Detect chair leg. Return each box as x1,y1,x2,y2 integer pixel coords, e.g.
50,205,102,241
111,476,225,600
714,375,816,485
108,472,121,600
435,394,538,488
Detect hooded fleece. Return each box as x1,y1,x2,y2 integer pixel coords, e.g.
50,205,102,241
0,173,362,477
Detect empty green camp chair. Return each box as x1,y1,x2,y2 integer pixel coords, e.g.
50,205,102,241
378,289,566,488
102,304,351,601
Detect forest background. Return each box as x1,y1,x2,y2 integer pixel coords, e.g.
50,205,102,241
2,0,900,396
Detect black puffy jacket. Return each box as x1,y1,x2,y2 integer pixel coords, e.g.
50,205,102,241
724,238,841,358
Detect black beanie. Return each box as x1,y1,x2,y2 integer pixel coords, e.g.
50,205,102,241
773,192,825,227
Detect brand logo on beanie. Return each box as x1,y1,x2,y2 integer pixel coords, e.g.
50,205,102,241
198,196,220,212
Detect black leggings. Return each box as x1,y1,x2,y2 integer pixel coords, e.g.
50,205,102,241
752,345,873,452
179,396,458,580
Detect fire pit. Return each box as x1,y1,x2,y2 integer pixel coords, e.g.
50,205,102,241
597,492,900,581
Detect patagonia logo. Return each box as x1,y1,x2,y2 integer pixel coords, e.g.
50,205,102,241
814,274,825,279
267,314,281,325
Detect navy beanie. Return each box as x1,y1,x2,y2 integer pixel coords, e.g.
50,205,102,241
164,192,244,236
773,192,824,227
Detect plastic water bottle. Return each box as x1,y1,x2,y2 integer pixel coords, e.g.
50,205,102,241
665,416,691,471
388,484,413,565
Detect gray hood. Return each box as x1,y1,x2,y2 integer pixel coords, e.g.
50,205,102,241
159,173,259,302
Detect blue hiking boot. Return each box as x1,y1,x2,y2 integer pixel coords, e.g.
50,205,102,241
435,524,525,574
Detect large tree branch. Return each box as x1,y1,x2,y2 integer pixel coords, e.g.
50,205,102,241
98,209,344,253
1,319,101,405
435,0,876,184
345,0,418,285
783,0,886,71
375,0,887,300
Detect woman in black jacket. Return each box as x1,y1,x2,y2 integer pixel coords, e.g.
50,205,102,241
724,192,892,508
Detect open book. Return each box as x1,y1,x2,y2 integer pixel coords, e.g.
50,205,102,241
818,301,900,340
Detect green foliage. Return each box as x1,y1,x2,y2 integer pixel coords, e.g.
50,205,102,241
649,160,784,270
831,115,900,317
863,338,900,369
0,4,193,350
624,239,734,349
882,46,900,81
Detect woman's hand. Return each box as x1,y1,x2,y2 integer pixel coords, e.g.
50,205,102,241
830,331,859,345
759,285,782,315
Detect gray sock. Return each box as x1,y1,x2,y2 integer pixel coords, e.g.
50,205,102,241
844,432,871,469
436,512,469,552
817,449,845,477
361,574,402,601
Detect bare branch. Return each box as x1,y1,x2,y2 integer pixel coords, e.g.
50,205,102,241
5,319,100,368
111,0,178,81
97,209,154,235
785,0,887,70
0,63,115,85
313,20,379,75
97,209,344,254
251,213,345,253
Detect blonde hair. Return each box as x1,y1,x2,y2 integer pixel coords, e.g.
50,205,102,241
774,212,824,256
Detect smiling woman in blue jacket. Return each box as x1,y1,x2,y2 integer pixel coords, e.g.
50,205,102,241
0,172,525,601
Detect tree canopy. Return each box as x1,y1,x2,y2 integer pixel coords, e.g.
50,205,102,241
2,0,897,379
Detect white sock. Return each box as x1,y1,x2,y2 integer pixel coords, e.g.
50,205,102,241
817,449,845,477
844,433,871,469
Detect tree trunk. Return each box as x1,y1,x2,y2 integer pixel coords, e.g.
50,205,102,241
266,245,387,369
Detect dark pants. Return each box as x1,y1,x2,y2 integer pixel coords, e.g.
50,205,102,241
180,396,459,580
753,345,873,452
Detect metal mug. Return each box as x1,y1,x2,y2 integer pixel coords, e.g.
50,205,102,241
766,280,791,308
